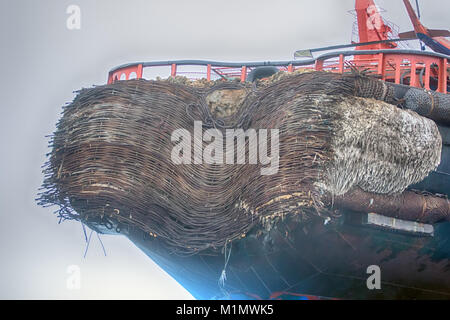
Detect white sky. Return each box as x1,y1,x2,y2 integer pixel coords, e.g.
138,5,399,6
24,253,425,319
0,0,448,299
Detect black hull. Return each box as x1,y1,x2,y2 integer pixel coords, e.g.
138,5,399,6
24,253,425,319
127,213,450,299
410,139,450,197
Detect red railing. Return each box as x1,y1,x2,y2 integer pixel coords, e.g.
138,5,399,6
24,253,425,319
107,50,448,93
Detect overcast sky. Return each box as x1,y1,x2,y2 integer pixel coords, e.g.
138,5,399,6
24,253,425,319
0,0,448,299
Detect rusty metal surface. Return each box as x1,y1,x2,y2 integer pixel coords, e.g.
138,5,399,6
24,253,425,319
330,188,450,224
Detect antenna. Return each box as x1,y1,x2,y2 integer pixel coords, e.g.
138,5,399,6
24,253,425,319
415,0,421,18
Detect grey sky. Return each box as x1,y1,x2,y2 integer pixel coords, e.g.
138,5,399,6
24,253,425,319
0,0,448,299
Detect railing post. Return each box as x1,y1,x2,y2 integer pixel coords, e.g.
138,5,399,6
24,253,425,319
424,62,431,90
107,72,113,84
438,58,447,94
338,54,344,73
315,60,323,71
394,57,401,85
377,53,384,79
137,64,143,79
207,64,211,81
240,66,247,82
410,58,417,88
171,64,177,77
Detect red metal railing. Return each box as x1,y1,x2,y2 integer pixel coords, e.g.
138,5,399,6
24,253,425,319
107,50,448,93
107,64,143,83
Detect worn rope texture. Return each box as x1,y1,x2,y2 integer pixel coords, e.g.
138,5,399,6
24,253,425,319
37,72,441,254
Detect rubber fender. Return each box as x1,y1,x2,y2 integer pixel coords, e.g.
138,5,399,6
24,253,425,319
246,66,279,82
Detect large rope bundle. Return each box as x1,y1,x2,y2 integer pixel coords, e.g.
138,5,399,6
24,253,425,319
38,72,442,254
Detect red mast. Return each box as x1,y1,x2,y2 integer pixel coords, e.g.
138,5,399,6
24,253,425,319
355,0,397,51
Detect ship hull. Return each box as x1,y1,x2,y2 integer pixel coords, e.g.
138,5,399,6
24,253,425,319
127,213,450,299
